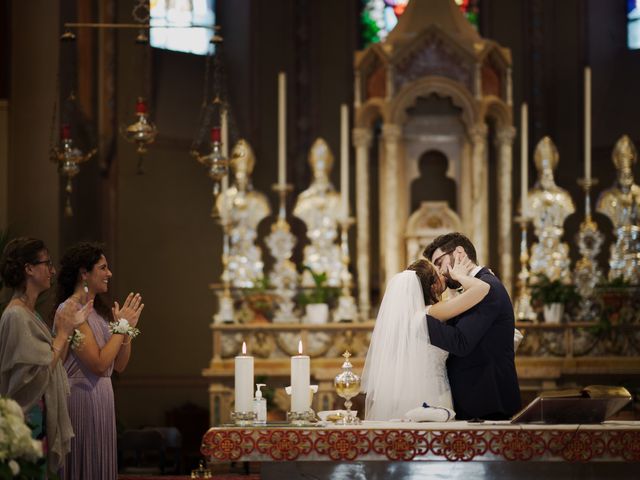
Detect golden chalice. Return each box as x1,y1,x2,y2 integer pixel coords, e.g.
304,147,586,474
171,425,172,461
334,351,361,424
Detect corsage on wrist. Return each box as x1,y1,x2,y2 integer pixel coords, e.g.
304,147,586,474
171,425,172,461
67,329,85,350
109,318,140,339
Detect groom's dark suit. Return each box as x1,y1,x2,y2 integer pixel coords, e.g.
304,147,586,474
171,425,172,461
426,268,521,420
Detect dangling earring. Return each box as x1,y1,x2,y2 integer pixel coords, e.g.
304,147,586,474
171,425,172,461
83,280,89,294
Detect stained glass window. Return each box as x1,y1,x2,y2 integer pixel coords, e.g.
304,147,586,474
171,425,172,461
150,0,215,55
361,0,480,48
628,0,640,49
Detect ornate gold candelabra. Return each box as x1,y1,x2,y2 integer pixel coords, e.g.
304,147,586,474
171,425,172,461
574,178,604,321
334,217,358,322
333,351,361,424
266,184,299,323
513,216,537,321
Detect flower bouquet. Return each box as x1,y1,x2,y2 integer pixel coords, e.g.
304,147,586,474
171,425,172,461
0,397,43,479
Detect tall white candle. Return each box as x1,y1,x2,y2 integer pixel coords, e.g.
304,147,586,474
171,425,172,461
340,104,349,218
221,108,229,195
520,103,528,217
234,341,254,413
291,340,310,412
278,72,286,187
584,66,591,182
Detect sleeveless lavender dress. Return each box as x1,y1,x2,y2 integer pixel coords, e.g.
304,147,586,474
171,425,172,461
63,308,117,479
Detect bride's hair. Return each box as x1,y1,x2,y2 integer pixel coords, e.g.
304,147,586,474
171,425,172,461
407,259,440,306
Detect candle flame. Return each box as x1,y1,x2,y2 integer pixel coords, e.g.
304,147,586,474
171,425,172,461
242,341,247,355
298,339,303,354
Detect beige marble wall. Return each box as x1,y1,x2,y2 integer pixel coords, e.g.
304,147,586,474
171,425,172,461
8,0,60,254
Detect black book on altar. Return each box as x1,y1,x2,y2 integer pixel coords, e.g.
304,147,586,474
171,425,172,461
511,385,632,424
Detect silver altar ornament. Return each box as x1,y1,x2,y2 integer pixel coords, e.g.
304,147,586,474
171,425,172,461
215,139,271,288
50,123,96,217
596,135,640,284
194,126,229,197
574,178,604,321
293,138,343,288
266,185,299,323
122,97,157,173
333,351,361,424
526,137,575,282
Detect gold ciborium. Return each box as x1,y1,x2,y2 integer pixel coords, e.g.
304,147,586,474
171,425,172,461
333,351,361,424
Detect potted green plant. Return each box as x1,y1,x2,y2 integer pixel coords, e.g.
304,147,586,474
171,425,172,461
298,266,339,324
242,277,275,323
530,274,579,323
594,276,635,331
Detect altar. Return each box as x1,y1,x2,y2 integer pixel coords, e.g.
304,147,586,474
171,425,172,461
201,421,640,479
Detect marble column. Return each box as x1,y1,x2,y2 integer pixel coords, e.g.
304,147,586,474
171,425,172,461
496,126,516,294
381,124,403,288
470,124,489,265
353,127,373,321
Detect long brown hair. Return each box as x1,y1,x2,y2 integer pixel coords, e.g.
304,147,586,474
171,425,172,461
407,259,440,306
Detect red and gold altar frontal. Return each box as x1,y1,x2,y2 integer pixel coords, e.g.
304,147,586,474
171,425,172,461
201,422,640,463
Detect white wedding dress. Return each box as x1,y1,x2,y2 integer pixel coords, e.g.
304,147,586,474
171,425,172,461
362,270,453,421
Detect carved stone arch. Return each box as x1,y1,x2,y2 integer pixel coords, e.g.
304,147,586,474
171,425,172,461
481,97,512,130
355,99,386,129
388,76,478,131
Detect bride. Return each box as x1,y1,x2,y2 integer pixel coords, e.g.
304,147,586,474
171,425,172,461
361,253,489,421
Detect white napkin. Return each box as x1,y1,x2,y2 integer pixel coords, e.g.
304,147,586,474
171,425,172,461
404,403,456,422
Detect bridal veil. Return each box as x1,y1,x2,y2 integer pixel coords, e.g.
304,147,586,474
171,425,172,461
361,270,452,421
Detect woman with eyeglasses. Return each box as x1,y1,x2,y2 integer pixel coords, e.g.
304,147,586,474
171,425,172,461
0,237,92,477
55,242,144,480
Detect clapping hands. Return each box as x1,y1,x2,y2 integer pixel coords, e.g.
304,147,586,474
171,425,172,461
447,252,474,281
112,293,144,328
55,299,93,337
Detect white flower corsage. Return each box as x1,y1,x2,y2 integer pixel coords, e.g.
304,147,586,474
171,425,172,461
109,318,140,339
67,329,85,350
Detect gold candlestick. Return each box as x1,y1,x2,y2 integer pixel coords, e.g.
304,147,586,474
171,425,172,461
334,217,358,322
213,213,235,324
513,216,537,321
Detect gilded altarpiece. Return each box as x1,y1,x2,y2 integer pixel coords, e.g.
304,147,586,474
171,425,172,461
353,0,516,320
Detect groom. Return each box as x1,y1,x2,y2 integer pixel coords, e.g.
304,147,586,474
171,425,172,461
424,232,521,420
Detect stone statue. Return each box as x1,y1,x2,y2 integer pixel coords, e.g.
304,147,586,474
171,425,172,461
216,139,271,288
526,137,575,282
293,138,342,287
596,135,640,283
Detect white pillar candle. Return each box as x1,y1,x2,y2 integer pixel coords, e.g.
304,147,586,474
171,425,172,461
234,341,254,413
520,103,528,217
290,340,310,412
584,66,591,182
340,104,349,218
278,72,286,187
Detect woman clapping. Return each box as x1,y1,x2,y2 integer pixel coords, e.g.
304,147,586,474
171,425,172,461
55,242,144,479
0,237,92,476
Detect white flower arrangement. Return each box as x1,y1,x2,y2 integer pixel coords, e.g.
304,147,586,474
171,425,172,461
67,329,85,351
108,318,140,339
0,397,44,478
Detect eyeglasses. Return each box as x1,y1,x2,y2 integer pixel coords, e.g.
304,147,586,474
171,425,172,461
432,250,454,269
31,259,54,270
